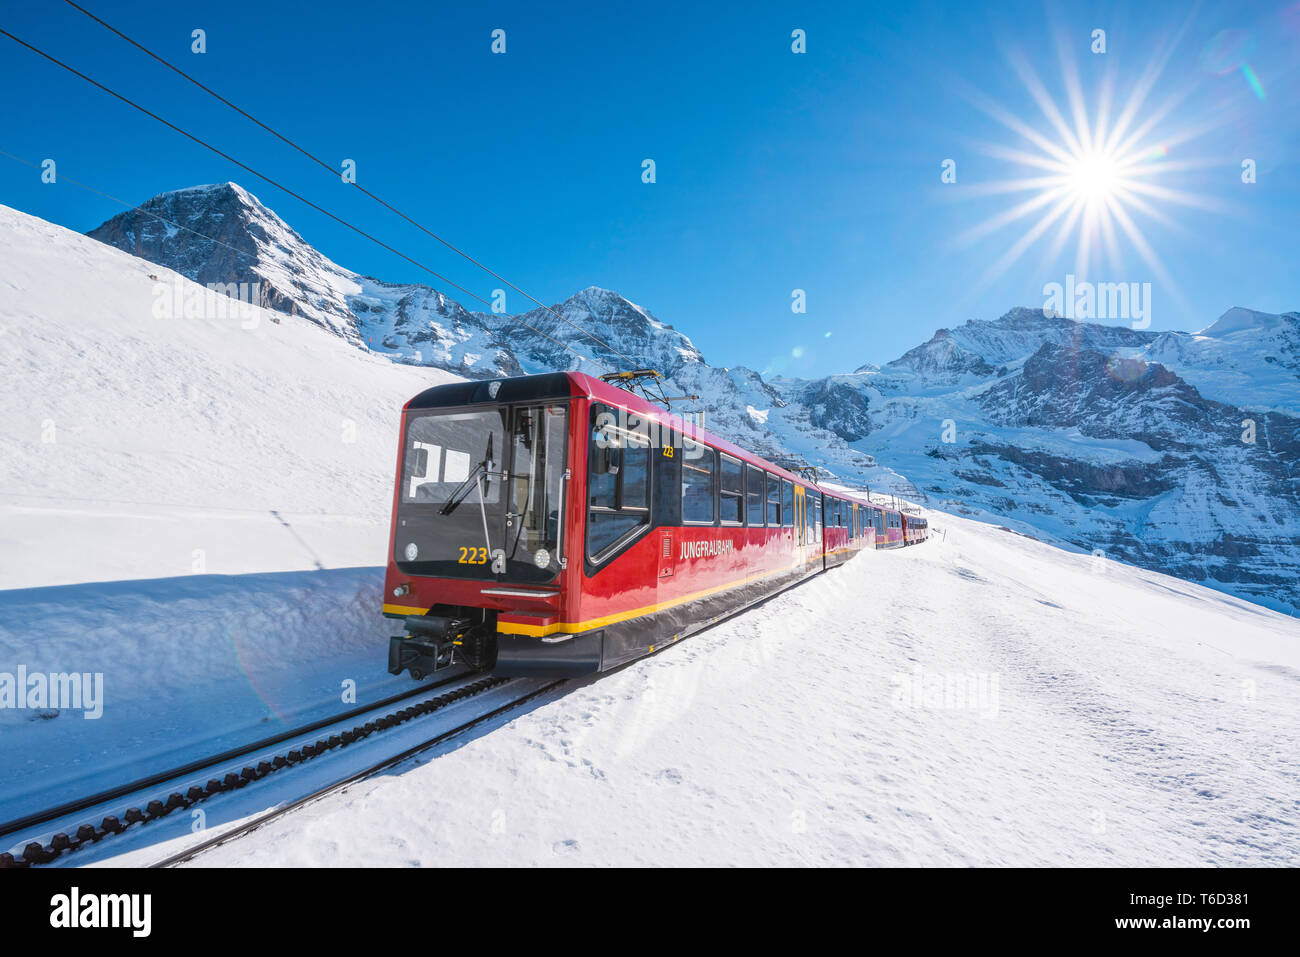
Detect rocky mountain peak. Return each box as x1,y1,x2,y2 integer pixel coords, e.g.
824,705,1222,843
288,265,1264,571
88,181,363,340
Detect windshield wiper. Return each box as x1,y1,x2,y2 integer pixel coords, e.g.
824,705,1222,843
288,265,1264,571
440,437,496,515
439,460,489,515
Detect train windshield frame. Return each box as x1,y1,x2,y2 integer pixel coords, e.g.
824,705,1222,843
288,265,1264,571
394,402,569,582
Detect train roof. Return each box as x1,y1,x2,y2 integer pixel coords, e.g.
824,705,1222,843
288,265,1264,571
404,371,897,504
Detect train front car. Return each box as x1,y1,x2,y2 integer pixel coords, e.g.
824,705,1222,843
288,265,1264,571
383,373,583,678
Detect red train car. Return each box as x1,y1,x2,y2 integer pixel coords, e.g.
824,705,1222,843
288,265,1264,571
902,513,929,546
382,371,918,678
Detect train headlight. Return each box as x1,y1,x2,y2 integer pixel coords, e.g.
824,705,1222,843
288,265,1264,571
404,542,419,561
533,548,550,568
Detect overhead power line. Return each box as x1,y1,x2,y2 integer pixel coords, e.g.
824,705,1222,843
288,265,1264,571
0,26,600,369
62,0,637,369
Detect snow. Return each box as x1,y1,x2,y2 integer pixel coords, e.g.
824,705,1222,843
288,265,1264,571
0,202,452,588
1197,306,1283,338
2,201,1297,867
0,203,458,821
192,511,1300,867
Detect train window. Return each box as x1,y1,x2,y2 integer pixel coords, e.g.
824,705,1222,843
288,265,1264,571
401,410,506,505
781,480,794,527
766,473,781,525
719,454,744,525
588,511,644,556
813,497,822,543
587,404,651,560
746,465,765,526
682,438,716,524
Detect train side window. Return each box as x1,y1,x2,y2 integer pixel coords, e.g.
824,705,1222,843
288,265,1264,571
781,480,794,527
813,497,822,543
766,473,781,525
682,438,717,524
719,454,744,525
746,465,765,526
587,404,651,560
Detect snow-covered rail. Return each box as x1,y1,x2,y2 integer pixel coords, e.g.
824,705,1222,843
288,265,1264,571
0,672,551,868
149,677,565,868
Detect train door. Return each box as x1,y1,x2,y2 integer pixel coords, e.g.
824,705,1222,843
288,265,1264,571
795,485,806,548
816,494,826,566
656,426,677,584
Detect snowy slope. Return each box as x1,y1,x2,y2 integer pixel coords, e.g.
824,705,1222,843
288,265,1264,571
0,203,463,819
2,201,456,587
188,511,1300,868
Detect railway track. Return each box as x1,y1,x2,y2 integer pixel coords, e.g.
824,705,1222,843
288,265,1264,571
150,677,565,867
1,671,559,868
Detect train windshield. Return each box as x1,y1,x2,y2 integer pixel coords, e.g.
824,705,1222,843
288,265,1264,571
395,404,568,582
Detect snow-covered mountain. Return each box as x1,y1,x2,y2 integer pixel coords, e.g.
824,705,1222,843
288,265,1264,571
790,310,1300,614
84,184,1300,614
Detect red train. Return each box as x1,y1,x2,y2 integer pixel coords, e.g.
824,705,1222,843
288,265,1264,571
382,371,927,678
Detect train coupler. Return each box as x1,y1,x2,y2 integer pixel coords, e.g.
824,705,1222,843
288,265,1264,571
387,633,457,679
388,614,471,678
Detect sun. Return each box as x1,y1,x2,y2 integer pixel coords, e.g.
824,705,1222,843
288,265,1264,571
951,34,1225,294
1066,149,1121,202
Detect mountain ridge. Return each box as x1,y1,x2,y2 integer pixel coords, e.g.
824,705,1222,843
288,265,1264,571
82,183,1300,613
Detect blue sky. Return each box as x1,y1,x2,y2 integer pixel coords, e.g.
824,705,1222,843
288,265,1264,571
2,0,1297,377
